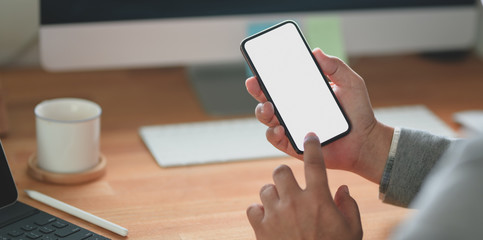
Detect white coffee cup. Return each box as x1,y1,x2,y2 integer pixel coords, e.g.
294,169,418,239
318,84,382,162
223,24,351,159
35,98,102,174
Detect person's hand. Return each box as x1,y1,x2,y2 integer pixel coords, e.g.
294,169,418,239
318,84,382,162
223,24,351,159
245,48,393,183
247,132,363,240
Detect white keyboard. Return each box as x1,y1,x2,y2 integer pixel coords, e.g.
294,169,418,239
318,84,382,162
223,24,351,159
140,105,457,167
139,118,286,167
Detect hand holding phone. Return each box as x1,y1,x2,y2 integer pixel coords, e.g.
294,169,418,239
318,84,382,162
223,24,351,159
240,20,350,153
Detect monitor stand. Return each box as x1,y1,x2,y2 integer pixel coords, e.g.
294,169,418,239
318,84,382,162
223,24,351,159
187,62,258,116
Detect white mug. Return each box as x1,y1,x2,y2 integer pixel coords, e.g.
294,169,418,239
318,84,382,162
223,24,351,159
35,98,102,174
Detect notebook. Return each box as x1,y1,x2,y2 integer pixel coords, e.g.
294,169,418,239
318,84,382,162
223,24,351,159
0,141,109,240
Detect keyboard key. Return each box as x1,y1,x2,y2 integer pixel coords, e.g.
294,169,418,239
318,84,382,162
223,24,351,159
38,226,54,234
41,236,56,240
52,221,67,229
54,226,80,237
34,217,56,226
80,232,94,239
8,229,23,237
25,231,42,239
84,235,110,240
21,224,37,231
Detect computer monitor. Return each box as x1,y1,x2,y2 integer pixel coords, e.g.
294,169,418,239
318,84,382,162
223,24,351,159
39,0,478,115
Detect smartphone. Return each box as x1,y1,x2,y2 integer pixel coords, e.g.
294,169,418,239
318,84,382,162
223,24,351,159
240,20,350,153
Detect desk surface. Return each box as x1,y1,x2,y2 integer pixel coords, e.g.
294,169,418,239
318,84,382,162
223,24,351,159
1,54,482,239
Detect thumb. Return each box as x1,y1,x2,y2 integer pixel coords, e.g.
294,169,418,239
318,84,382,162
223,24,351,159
334,185,362,230
312,48,361,87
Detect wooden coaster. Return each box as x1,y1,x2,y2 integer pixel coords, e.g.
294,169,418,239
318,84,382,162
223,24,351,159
27,153,107,185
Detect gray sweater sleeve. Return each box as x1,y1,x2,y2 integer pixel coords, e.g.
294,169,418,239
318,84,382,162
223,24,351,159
379,128,453,207
392,136,483,239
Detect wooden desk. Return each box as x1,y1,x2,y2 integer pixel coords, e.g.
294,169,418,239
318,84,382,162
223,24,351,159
0,54,482,239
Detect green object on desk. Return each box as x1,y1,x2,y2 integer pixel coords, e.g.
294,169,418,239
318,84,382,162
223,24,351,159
305,16,347,63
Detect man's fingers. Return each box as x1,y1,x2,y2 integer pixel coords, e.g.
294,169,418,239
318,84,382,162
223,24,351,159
303,133,330,194
259,183,279,210
334,185,363,236
266,125,301,159
272,165,302,198
246,77,268,102
246,203,264,228
255,102,279,127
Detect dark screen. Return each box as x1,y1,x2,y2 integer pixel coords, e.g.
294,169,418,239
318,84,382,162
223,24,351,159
0,142,18,208
40,0,476,25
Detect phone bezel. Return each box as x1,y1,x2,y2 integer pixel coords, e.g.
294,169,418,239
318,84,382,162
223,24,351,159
240,20,351,154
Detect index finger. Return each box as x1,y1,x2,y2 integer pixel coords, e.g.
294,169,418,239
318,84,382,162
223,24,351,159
303,132,330,195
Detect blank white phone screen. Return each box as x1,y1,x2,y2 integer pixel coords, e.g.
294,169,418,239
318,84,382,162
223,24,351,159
242,22,349,152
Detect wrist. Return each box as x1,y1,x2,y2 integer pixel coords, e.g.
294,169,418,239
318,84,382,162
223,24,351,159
354,122,394,184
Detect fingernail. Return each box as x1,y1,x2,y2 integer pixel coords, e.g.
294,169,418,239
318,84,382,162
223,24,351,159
304,132,319,142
